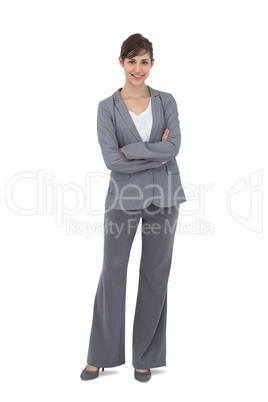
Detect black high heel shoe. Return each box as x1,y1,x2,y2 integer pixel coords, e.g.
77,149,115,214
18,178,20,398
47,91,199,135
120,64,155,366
80,366,104,381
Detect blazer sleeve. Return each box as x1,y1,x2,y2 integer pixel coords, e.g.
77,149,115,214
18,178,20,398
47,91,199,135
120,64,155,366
122,93,181,161
97,101,164,174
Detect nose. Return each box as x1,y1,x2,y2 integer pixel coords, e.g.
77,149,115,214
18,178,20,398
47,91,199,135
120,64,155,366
133,64,144,74
133,69,143,74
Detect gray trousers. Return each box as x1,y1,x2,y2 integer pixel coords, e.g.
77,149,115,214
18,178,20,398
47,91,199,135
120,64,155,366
86,202,179,369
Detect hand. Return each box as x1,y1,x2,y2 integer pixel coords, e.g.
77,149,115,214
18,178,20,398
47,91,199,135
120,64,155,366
162,128,170,141
119,147,124,153
162,161,167,164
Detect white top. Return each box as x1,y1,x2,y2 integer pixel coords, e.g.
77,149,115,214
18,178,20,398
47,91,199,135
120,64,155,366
128,98,152,142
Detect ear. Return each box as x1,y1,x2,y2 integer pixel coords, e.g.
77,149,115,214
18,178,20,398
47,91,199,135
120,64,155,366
150,58,155,68
119,56,124,67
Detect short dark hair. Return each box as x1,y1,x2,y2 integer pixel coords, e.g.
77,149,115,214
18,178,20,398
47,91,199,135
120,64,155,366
120,33,153,63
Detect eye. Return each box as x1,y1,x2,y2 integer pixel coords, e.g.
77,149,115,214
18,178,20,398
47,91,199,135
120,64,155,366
142,62,148,65
128,61,135,64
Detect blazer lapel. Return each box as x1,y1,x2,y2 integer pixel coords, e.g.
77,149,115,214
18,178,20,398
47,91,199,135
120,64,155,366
113,86,161,143
148,86,161,143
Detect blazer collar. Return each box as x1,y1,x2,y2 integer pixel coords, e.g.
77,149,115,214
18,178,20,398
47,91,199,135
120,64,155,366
112,85,161,143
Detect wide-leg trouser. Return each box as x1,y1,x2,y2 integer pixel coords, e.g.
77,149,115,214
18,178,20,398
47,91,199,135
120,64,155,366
86,202,179,369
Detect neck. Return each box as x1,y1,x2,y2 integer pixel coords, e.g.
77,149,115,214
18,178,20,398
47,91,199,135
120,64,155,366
120,82,150,99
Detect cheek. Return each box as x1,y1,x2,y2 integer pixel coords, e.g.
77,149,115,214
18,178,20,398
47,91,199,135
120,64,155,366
144,64,152,72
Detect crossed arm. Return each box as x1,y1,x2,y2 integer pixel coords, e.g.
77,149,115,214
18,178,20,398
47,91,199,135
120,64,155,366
120,94,181,161
119,129,170,159
97,93,181,174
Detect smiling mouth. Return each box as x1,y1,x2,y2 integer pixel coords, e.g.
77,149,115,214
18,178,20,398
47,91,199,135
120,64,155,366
131,74,144,79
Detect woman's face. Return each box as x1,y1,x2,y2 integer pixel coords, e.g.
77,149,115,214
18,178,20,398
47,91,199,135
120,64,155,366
119,51,154,87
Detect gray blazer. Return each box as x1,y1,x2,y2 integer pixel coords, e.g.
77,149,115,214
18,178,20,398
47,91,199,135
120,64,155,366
97,85,187,210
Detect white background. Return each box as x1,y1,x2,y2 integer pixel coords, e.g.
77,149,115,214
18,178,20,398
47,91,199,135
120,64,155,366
1,0,267,401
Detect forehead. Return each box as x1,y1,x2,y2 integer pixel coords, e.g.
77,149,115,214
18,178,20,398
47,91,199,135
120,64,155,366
126,51,150,60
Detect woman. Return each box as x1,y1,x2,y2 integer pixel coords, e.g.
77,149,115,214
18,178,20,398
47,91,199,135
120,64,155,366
80,33,186,382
